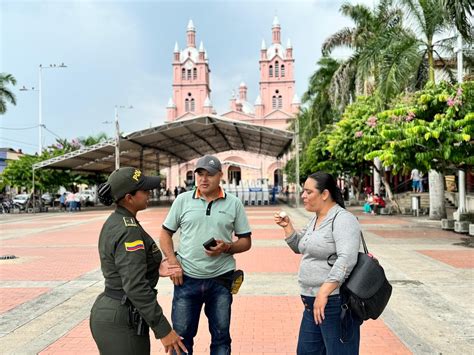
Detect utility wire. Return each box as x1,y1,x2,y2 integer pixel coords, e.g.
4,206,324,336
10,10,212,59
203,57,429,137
0,125,39,130
0,137,37,148
43,126,62,140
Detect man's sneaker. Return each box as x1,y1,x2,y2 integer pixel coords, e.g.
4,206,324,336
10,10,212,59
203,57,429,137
231,270,244,295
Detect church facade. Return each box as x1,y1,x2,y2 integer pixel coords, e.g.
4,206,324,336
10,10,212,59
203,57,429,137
164,17,299,190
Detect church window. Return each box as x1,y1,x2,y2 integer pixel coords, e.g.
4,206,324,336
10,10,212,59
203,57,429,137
281,64,285,77
191,98,195,112
272,96,277,109
193,68,197,80
187,70,191,80
275,61,279,77
181,68,186,80
185,98,190,112
278,95,283,108
269,65,273,77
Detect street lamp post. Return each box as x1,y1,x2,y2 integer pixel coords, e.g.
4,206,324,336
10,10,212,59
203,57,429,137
20,63,67,155
114,105,133,170
295,115,300,208
456,34,466,215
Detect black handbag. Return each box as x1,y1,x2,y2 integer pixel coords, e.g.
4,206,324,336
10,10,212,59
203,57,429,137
328,214,392,321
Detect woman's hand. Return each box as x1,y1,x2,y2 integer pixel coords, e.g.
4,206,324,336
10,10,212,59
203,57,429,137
160,329,188,354
313,294,328,325
274,211,289,227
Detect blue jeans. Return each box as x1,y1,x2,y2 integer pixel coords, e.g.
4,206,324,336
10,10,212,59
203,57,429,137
172,274,233,355
297,294,361,355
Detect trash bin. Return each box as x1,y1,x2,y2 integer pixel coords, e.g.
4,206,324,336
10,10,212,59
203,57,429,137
411,195,420,216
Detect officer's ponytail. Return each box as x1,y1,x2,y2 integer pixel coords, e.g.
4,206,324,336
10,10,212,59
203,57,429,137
98,182,114,206
308,172,345,209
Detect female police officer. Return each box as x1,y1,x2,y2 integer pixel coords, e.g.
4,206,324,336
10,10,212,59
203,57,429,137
90,167,187,354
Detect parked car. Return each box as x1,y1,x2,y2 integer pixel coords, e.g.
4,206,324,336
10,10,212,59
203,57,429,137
41,193,54,206
12,194,30,206
77,190,96,206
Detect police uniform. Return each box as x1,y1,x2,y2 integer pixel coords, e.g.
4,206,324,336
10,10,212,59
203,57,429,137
90,168,172,355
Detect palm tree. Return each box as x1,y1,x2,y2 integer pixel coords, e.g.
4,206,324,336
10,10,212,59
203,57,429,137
79,132,110,146
301,57,341,136
397,0,472,219
0,73,17,115
322,1,409,107
442,0,473,40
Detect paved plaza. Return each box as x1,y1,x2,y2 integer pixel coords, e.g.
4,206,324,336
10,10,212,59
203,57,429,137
0,204,473,354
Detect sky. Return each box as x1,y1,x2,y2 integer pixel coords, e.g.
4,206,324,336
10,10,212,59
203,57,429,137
1,0,374,154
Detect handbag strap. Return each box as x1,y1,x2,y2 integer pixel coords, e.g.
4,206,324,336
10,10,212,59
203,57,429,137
327,210,368,267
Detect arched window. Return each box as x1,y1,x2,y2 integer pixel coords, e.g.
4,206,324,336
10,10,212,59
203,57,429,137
187,69,191,80
181,68,186,80
191,98,195,112
185,99,190,112
275,61,279,77
193,68,197,80
281,64,285,77
269,65,273,77
272,96,277,109
278,95,283,108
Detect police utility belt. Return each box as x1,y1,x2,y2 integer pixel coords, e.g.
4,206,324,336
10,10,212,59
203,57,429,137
104,287,153,336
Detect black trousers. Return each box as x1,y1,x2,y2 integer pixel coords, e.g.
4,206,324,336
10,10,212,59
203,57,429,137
90,293,150,355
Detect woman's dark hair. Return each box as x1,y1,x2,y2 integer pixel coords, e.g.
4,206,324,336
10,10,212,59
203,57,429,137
98,183,114,206
308,172,345,208
97,183,137,206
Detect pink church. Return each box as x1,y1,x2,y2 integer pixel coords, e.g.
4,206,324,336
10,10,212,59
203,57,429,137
164,17,299,190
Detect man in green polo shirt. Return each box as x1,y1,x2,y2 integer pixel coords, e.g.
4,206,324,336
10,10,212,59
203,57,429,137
159,155,252,355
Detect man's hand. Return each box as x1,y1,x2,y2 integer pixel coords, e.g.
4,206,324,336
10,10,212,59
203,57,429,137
160,329,187,354
159,258,183,277
205,239,230,256
166,257,183,286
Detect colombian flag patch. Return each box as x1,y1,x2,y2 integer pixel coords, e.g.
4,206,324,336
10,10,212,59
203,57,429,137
125,240,145,252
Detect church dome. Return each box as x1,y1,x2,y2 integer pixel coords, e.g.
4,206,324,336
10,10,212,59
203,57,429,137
180,47,200,64
241,100,255,114
267,43,286,60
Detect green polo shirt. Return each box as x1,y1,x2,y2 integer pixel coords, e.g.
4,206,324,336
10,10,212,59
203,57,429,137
163,188,251,279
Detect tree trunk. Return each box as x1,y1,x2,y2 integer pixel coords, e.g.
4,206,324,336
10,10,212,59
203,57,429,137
372,163,401,213
374,158,382,195
428,170,447,220
427,40,435,82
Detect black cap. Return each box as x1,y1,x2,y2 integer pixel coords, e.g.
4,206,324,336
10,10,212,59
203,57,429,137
194,155,222,175
107,167,160,201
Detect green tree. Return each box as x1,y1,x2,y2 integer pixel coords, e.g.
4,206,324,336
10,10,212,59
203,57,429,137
2,134,111,193
0,73,17,114
397,0,473,83
442,0,473,40
322,1,410,107
366,81,474,218
300,57,341,136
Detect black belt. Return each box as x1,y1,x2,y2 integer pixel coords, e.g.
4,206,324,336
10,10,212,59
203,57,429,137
104,287,127,303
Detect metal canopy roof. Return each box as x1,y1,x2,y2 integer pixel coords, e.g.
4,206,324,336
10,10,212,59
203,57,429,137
33,115,294,173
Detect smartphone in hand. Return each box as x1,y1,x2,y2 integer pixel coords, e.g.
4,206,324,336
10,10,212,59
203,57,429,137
203,238,218,250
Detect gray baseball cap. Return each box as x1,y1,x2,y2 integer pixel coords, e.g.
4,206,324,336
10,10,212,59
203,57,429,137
194,155,222,175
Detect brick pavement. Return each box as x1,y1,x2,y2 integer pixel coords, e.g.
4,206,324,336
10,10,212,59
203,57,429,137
1,204,472,354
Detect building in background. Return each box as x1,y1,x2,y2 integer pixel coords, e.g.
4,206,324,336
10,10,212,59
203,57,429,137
165,17,299,190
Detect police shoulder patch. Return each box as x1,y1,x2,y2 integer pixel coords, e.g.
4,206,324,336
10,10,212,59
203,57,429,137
125,240,145,252
123,217,137,227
